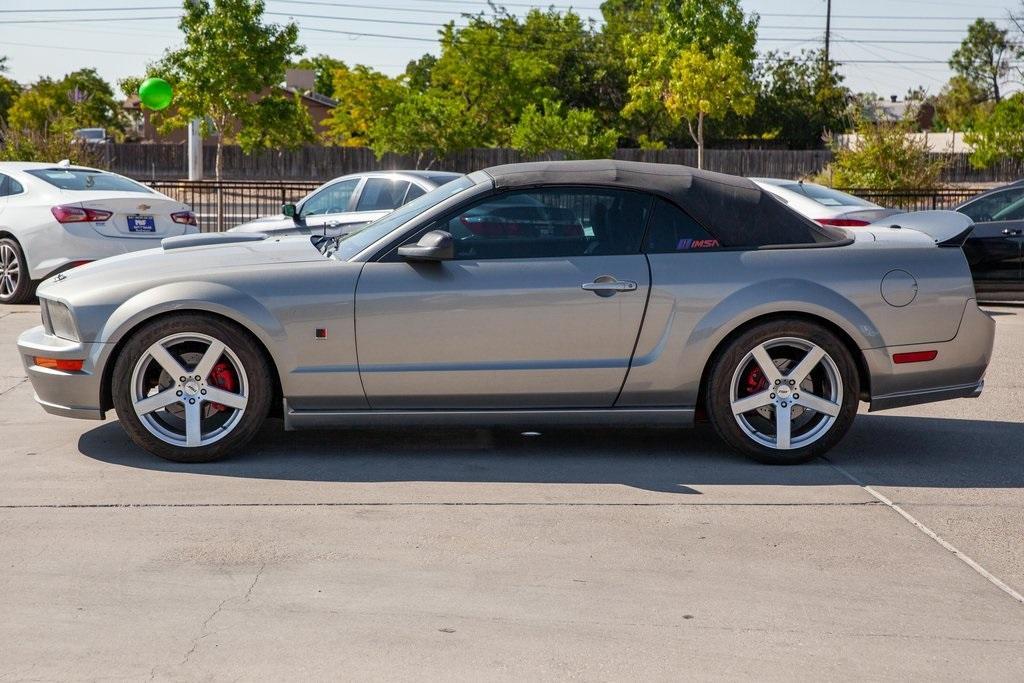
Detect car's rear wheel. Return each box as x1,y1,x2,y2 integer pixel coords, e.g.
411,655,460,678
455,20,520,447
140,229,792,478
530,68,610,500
111,314,272,462
0,238,35,305
706,319,859,464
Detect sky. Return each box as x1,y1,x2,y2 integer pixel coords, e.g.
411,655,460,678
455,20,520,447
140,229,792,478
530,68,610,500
0,0,1020,99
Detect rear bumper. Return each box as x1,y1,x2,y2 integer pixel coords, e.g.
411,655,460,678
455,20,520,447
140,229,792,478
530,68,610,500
866,300,995,412
17,325,108,420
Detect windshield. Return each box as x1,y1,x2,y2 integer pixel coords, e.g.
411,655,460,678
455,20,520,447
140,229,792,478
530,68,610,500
324,175,475,260
781,183,875,208
26,168,153,193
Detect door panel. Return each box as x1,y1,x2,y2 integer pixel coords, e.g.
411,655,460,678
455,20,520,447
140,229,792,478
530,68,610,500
964,221,1023,286
355,256,651,408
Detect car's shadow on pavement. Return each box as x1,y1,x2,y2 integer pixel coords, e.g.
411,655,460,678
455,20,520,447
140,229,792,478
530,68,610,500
77,413,1024,493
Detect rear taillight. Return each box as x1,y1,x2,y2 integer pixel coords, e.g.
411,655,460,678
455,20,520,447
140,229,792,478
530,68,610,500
51,205,113,223
816,218,871,227
171,211,198,226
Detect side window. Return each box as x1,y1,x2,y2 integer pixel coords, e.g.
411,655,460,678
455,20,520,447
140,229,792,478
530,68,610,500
644,199,720,252
436,187,653,260
9,177,23,194
960,189,1024,223
0,174,8,197
356,178,411,211
404,183,426,204
301,178,359,217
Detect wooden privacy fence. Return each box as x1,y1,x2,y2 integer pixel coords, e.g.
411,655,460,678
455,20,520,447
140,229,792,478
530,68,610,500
110,143,1024,183
142,179,987,233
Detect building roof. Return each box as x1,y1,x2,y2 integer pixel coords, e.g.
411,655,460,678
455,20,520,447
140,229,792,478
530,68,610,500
482,160,844,247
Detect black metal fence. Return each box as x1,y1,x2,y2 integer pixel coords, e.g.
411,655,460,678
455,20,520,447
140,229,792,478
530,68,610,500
142,179,988,232
840,188,981,211
144,180,320,231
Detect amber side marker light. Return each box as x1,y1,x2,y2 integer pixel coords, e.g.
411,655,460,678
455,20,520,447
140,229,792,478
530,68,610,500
34,357,84,371
893,350,938,364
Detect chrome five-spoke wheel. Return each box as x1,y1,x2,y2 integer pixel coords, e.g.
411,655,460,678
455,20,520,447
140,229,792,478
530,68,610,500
131,332,249,448
729,337,842,450
707,319,858,464
112,314,272,462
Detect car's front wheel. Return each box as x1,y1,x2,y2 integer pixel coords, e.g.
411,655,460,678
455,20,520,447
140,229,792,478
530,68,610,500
0,237,34,305
706,319,860,464
111,314,273,462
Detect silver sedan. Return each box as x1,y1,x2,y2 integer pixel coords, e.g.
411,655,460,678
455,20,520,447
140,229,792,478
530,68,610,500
18,161,994,465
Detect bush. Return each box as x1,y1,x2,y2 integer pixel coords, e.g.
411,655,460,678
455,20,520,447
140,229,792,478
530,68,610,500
816,118,946,190
0,124,107,166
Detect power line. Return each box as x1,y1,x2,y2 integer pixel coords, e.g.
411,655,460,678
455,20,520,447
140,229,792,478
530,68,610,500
0,5,178,12
0,15,179,25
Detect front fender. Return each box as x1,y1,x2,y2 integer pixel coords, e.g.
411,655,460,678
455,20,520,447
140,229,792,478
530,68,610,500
92,281,289,387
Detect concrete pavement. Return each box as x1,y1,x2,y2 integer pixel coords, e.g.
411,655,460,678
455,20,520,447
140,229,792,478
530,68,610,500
1,303,1022,680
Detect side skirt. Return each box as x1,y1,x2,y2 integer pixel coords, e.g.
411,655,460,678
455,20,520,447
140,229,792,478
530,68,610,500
283,400,695,431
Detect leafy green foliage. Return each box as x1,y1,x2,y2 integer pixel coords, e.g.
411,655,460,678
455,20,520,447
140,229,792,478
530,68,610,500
965,94,1024,167
0,124,106,165
0,57,19,127
932,76,992,131
291,54,346,97
949,19,1018,103
511,99,619,159
322,64,404,147
750,51,849,149
622,0,757,145
138,0,312,176
6,69,124,137
370,89,485,167
817,118,947,189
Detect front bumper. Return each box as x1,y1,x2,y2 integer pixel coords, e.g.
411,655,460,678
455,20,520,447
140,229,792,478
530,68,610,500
866,300,995,412
17,325,110,420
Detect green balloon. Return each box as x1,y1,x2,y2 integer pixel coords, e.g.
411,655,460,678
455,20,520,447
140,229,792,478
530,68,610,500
139,78,173,111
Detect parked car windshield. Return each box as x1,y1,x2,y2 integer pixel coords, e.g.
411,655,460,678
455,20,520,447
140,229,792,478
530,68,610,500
327,175,476,261
26,168,153,193
781,183,875,208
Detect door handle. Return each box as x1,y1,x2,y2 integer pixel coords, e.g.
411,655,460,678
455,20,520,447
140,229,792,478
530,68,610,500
581,276,638,297
1002,228,1023,236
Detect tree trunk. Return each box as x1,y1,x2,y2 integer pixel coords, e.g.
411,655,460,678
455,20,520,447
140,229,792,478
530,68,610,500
697,111,705,170
215,140,223,180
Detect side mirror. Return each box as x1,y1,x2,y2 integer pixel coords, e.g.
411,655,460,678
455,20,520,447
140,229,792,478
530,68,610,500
282,203,298,220
397,230,454,262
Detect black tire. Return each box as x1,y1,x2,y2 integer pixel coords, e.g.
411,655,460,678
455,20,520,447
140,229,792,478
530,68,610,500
0,237,36,305
111,313,273,463
705,318,860,465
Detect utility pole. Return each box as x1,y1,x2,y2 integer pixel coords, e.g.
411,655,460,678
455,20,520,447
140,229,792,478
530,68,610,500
824,0,832,67
187,118,203,181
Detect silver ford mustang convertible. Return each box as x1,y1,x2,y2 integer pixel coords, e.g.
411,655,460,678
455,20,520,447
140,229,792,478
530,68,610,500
18,161,994,464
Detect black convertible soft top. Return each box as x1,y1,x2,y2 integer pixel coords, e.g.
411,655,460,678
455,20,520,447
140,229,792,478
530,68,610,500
481,160,847,248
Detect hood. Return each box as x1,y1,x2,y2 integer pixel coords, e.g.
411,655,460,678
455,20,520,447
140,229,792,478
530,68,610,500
37,233,323,305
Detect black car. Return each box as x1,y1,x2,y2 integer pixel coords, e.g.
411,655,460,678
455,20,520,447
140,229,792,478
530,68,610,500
955,182,1024,300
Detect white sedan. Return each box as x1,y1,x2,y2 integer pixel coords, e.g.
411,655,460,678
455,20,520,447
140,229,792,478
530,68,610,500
750,178,900,227
0,162,198,304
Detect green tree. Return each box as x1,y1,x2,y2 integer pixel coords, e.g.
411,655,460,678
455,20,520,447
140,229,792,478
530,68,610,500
817,118,946,190
621,0,758,145
965,93,1024,167
404,54,437,93
321,64,404,147
0,57,19,126
750,50,850,148
662,46,755,168
136,0,312,178
291,54,346,97
370,89,485,167
949,19,1018,103
7,69,124,136
430,7,610,145
511,99,619,159
933,75,991,131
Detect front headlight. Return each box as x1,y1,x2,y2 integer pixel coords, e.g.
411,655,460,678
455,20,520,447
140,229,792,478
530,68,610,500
43,300,79,342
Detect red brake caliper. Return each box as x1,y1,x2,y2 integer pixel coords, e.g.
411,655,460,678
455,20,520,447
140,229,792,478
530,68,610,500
207,361,237,412
745,366,768,395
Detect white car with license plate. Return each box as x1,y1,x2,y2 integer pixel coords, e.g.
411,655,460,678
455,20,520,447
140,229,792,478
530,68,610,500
0,161,198,304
